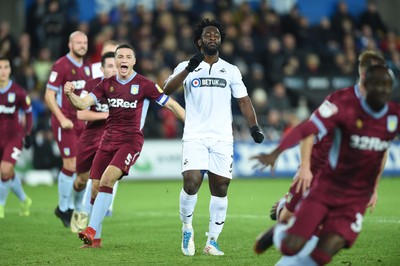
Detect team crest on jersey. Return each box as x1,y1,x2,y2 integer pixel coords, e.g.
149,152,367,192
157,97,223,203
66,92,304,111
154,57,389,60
8,92,15,103
131,85,139,95
356,119,363,129
63,148,70,157
25,95,31,105
84,66,91,76
72,69,76,75
110,86,114,92
387,115,398,132
49,71,58,82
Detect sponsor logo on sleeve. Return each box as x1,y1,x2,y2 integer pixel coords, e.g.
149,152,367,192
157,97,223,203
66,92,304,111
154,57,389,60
318,100,338,118
49,71,58,82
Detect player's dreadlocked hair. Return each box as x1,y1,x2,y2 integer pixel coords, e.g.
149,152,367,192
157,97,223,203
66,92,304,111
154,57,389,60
193,18,226,51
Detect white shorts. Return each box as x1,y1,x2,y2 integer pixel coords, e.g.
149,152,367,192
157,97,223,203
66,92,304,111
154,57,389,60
181,138,234,179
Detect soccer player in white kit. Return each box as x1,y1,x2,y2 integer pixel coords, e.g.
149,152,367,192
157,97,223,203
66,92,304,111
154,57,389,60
163,18,264,256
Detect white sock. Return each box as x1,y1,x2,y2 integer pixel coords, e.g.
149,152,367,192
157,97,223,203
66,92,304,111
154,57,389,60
94,223,102,239
179,189,197,228
58,171,75,212
82,179,92,215
73,185,85,212
88,191,112,232
207,195,228,242
275,254,318,266
10,174,26,202
108,181,118,212
0,180,11,205
273,223,289,250
67,173,77,210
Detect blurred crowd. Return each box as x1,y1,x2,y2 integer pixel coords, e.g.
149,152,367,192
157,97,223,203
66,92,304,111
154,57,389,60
2,0,400,170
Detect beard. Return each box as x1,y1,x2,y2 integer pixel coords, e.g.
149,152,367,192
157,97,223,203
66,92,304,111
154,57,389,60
72,48,86,59
202,42,220,56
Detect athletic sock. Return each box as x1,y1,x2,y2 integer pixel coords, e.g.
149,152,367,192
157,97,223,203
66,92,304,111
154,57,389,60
207,195,227,242
179,188,197,226
0,179,11,205
9,174,26,202
57,168,75,212
88,187,113,232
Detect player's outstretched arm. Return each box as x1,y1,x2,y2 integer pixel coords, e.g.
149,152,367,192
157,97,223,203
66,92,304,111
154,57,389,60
77,110,108,121
237,96,264,143
64,81,95,110
250,120,319,172
164,97,185,122
293,134,314,194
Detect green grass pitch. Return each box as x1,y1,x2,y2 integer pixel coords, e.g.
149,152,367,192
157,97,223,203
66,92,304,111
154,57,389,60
1,178,399,265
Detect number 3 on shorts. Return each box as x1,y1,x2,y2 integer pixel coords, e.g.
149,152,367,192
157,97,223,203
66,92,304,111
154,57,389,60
350,212,363,233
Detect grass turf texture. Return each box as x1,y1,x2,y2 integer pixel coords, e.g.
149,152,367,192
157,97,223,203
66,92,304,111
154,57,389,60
1,178,399,265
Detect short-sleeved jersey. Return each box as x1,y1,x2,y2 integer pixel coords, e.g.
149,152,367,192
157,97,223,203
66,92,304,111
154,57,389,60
47,54,92,120
310,89,400,200
167,58,248,141
89,72,169,148
310,85,363,174
79,77,108,143
0,80,32,138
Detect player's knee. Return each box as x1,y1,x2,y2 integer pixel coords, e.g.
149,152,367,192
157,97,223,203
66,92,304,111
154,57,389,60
62,159,76,173
182,172,202,194
0,168,14,181
311,247,332,265
280,235,306,256
74,179,86,190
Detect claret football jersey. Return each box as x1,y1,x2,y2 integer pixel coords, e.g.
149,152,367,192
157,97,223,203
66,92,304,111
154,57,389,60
0,80,31,138
47,54,92,120
310,88,400,198
89,72,169,147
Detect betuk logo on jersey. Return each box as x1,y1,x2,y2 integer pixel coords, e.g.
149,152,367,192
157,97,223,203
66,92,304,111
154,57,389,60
387,115,398,132
8,92,15,103
131,85,139,95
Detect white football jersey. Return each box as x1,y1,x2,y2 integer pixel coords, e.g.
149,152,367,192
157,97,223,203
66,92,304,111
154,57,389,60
167,58,248,141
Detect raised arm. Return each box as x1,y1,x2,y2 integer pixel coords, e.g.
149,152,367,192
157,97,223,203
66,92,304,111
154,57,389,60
163,52,204,95
163,97,185,123
237,96,264,143
64,81,95,110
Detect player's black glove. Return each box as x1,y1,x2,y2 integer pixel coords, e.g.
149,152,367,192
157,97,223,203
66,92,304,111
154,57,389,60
250,125,264,144
185,52,204,72
24,135,32,149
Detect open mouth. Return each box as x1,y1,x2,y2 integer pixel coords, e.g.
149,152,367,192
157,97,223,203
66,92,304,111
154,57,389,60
120,65,129,74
